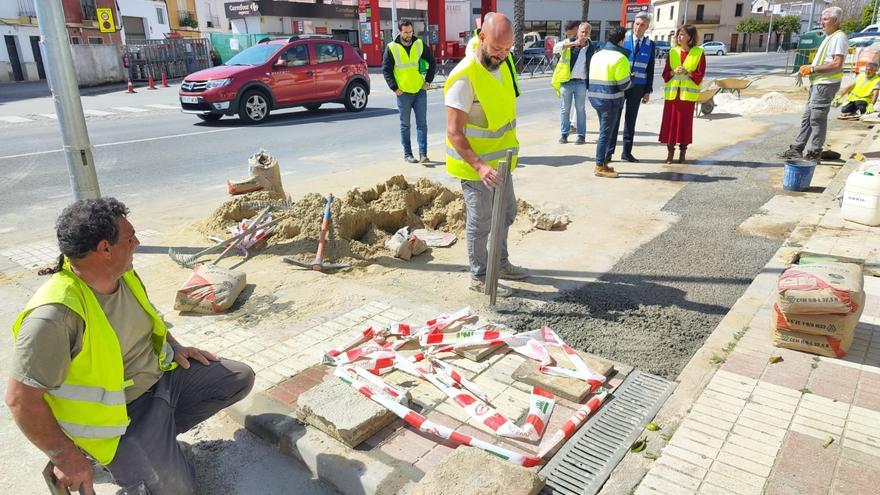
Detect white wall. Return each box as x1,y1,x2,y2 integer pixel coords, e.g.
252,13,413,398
117,0,171,41
71,44,126,85
197,0,231,32
231,17,262,35
0,2,20,18
0,25,42,82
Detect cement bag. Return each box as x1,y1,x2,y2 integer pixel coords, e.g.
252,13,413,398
776,262,863,315
174,264,246,314
772,291,865,337
771,326,853,358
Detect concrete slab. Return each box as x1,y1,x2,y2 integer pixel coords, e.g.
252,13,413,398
409,446,544,495
512,347,614,403
295,376,405,448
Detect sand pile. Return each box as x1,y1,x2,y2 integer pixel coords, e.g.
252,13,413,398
715,91,796,115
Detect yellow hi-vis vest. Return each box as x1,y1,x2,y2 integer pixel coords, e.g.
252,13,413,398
444,56,519,181
664,46,703,102
810,30,847,84
848,72,880,103
388,38,425,93
11,260,177,465
466,32,521,96
551,47,572,97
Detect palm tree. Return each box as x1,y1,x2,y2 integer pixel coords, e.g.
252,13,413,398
514,0,525,68
581,0,590,22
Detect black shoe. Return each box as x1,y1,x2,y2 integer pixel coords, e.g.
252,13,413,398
559,135,568,144
777,148,802,160
621,153,640,163
419,155,430,164
575,136,586,145
404,155,418,164
803,151,821,163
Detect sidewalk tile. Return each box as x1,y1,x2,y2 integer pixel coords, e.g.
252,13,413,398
692,402,739,424
704,468,763,495
720,353,766,380
808,362,861,403
736,416,787,441
854,388,880,413
713,370,758,389
768,431,836,494
379,428,435,464
760,353,814,391
662,444,715,470
719,441,776,468
695,395,744,416
687,411,735,433
636,473,697,495
650,464,702,491
831,456,880,495
676,427,725,450
715,451,772,478
799,393,850,418
681,418,730,441
794,404,846,428
740,403,793,430
727,432,783,458
669,434,721,459
732,423,785,446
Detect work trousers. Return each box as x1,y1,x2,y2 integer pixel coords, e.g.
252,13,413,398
560,80,587,138
841,100,868,114
461,178,516,279
614,84,649,156
397,89,428,157
106,359,255,495
792,82,840,155
594,102,624,165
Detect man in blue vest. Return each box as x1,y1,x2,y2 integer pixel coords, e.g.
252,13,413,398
383,20,437,164
7,198,255,495
612,12,655,163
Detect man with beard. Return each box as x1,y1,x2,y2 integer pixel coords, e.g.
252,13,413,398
445,13,529,297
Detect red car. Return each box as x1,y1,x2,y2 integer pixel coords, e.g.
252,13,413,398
179,35,370,124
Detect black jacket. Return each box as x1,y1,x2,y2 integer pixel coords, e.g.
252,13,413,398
382,35,437,91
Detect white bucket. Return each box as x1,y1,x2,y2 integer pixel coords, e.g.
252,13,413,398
841,165,880,226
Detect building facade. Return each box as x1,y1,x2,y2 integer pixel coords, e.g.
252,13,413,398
116,0,171,41
471,0,626,42
651,0,769,51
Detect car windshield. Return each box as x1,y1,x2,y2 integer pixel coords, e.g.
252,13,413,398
225,44,284,66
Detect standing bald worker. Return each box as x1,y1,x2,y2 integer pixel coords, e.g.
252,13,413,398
445,13,529,297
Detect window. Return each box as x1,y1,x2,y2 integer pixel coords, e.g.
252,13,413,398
696,5,704,21
314,42,343,63
80,0,97,21
670,6,674,20
758,34,764,48
88,37,103,44
283,44,310,67
70,37,81,44
156,8,165,25
656,8,661,20
703,34,714,42
735,3,743,16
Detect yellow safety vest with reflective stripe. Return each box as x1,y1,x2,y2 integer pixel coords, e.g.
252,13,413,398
848,73,880,103
11,260,177,465
466,32,521,96
664,46,703,102
445,55,519,181
810,30,847,84
587,47,632,107
388,38,425,93
551,47,572,97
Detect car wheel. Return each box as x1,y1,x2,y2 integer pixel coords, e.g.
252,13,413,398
344,82,368,112
717,50,724,56
304,103,321,112
197,114,222,122
239,90,270,124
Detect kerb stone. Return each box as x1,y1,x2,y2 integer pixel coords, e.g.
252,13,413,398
409,446,543,495
513,347,614,402
295,376,404,448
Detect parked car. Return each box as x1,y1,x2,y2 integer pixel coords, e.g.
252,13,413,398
654,40,671,58
701,41,727,55
178,35,370,124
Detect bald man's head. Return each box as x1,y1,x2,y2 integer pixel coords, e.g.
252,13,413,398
478,12,513,71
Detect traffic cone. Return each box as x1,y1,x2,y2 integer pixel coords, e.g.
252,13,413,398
161,71,169,88
126,78,136,93
147,73,156,90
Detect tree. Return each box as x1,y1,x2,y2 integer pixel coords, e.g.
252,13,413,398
772,15,801,50
736,17,770,51
514,0,524,67
839,0,875,33
581,0,590,24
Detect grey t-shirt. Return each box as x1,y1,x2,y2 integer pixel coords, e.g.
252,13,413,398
12,281,163,403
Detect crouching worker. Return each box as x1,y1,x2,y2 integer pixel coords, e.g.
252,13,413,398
6,197,255,495
835,62,880,119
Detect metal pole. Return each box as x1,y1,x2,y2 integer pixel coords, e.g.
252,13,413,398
391,0,399,33
484,149,513,306
766,11,773,53
682,0,689,25
34,0,101,200
807,0,816,31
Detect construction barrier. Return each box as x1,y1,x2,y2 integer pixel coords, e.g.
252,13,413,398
123,38,212,82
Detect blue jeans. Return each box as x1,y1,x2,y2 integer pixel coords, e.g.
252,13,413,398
560,80,587,138
397,89,428,157
595,103,624,165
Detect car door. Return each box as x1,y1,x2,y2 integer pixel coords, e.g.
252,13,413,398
312,42,348,100
270,43,315,105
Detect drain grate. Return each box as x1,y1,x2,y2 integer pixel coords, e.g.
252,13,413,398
540,370,676,495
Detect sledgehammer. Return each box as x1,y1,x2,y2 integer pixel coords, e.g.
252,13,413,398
283,194,350,272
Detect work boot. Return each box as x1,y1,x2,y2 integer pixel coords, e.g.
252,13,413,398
777,147,803,160
559,135,568,144
469,277,513,297
803,150,821,164
665,144,676,164
594,164,619,178
678,145,688,164
499,263,530,280
575,136,586,145
404,155,418,164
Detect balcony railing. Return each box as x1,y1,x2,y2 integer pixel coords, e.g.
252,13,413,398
18,0,36,17
687,16,722,24
178,10,199,28
81,0,97,21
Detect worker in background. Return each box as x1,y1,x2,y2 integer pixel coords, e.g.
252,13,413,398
778,6,847,163
445,13,529,297
588,26,632,178
834,61,880,119
612,12,655,163
7,198,255,495
551,21,594,145
383,20,437,164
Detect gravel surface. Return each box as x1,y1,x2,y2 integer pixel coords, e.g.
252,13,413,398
503,118,799,379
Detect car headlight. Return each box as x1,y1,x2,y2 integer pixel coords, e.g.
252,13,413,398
206,78,232,89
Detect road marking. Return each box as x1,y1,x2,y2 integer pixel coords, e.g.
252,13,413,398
112,106,149,113
145,104,180,110
83,109,116,116
0,116,34,123
39,113,58,119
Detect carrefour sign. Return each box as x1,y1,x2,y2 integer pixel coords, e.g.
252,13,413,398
225,1,260,19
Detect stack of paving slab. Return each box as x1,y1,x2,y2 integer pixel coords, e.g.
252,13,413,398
771,253,866,358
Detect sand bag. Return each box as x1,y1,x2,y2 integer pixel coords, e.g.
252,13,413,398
771,326,854,358
174,264,246,314
776,262,863,315
385,227,428,260
772,291,864,337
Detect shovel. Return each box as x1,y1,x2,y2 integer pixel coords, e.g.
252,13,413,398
283,194,350,272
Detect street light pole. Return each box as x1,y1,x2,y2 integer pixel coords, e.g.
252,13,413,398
766,9,774,53
683,0,689,25
34,0,101,200
391,0,398,32
807,0,816,31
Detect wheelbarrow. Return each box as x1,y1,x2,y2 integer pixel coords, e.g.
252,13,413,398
695,87,722,117
715,78,753,98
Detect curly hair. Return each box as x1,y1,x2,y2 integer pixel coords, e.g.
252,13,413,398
39,197,129,275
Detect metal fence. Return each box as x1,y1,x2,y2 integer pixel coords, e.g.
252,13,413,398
784,47,861,74
123,38,212,81
431,54,557,87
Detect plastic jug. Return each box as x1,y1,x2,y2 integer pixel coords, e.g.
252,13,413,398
841,163,880,226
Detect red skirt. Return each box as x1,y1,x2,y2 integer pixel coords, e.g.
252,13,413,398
659,98,696,145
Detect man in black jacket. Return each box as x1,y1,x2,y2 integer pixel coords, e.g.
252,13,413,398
382,20,437,164
613,12,655,163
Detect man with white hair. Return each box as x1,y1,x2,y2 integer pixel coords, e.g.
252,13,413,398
778,7,847,163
